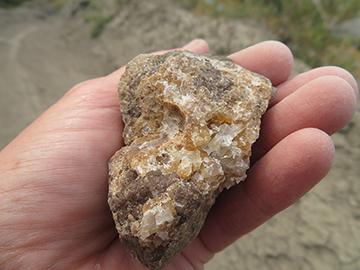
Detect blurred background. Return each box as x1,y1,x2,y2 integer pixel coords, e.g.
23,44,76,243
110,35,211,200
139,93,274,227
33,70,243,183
0,0,359,269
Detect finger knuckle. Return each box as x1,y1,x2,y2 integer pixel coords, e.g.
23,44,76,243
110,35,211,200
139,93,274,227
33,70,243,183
66,77,105,97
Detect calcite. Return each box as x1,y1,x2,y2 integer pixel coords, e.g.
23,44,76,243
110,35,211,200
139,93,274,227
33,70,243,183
108,51,272,269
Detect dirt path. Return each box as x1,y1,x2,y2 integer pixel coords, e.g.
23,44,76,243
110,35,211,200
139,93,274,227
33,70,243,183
0,5,111,146
0,1,359,269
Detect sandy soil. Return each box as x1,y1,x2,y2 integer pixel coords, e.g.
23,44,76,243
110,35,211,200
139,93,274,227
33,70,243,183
0,0,359,269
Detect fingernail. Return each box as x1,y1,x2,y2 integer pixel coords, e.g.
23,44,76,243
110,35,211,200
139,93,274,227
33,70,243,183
182,39,207,49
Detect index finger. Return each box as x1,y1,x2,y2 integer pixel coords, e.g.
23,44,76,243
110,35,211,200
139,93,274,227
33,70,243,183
229,40,294,86
106,39,210,83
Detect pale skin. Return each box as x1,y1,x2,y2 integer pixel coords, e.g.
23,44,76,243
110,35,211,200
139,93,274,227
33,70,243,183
0,39,358,270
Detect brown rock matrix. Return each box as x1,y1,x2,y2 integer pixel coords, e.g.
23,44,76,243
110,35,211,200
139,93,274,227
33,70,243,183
108,51,272,269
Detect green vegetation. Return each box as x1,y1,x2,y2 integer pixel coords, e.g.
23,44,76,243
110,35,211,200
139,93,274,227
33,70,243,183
0,0,29,8
179,0,360,77
84,0,114,38
0,0,121,38
87,14,113,38
83,0,125,38
0,0,67,9
2,0,359,77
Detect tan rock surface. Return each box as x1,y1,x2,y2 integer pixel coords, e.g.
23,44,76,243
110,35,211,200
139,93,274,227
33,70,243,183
108,51,272,269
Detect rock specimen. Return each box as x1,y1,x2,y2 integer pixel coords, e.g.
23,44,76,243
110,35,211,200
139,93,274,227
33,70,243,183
108,51,272,269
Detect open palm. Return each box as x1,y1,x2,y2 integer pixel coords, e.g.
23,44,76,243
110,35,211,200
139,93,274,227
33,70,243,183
0,40,357,270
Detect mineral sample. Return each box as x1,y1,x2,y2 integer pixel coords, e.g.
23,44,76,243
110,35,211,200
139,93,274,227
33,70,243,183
108,51,272,269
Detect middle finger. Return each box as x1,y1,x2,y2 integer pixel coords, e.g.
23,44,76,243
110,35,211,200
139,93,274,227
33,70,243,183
252,75,357,161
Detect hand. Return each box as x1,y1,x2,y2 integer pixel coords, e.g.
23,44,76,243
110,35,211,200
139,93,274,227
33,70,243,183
0,39,357,270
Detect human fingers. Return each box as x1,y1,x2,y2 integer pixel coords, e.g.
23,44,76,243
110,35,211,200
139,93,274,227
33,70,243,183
271,66,358,106
152,38,210,55
252,75,357,160
228,40,294,85
106,39,209,82
199,128,334,252
182,38,209,53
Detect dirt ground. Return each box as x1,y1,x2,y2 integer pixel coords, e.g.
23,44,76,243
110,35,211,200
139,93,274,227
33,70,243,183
0,0,359,269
